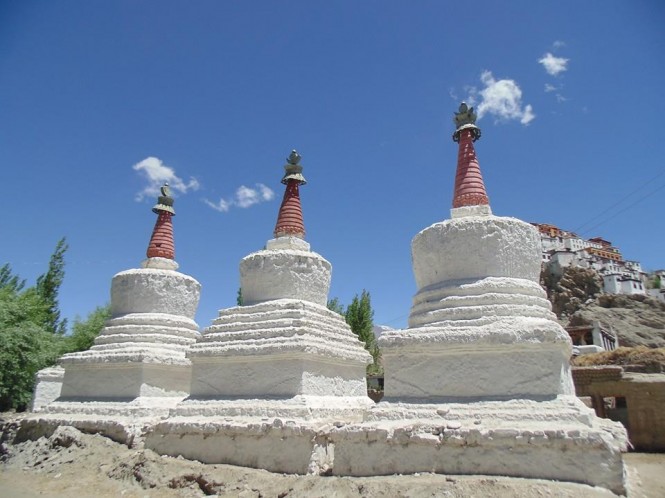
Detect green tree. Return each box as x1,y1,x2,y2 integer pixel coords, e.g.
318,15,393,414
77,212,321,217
345,290,381,374
236,287,243,306
326,297,345,315
62,304,111,353
0,242,73,411
0,263,26,293
0,286,61,411
35,238,68,335
345,291,374,345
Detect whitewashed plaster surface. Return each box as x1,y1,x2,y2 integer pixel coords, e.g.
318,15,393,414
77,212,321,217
30,265,201,436
61,312,199,366
379,215,574,399
187,298,372,399
148,256,375,464
25,396,186,445
411,215,542,289
240,243,331,307
145,395,627,494
31,366,64,412
192,299,370,362
26,218,629,494
111,268,201,318
332,395,627,494
364,213,627,494
59,362,192,399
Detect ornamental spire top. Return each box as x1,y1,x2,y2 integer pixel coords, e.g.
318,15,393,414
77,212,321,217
280,149,307,185
451,103,490,212
146,183,176,260
453,102,481,142
274,150,306,239
152,183,175,215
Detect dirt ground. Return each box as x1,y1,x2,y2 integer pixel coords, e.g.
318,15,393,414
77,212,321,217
1,415,663,497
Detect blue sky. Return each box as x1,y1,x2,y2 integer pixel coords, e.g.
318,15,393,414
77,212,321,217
1,1,664,330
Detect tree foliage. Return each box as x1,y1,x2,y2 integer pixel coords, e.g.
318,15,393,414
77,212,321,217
326,297,344,315
0,263,26,293
0,239,108,411
35,238,69,335
345,290,375,348
62,304,111,353
329,291,382,375
0,284,60,411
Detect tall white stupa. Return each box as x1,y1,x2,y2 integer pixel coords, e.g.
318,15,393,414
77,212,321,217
326,104,628,494
28,185,201,443
147,151,373,474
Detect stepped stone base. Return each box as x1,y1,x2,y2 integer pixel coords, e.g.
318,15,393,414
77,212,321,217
147,414,337,475
380,314,574,400
60,362,191,400
58,312,199,399
146,297,374,473
22,397,184,446
188,299,372,398
145,395,627,494
145,395,374,474
191,356,367,398
27,267,202,441
331,396,627,494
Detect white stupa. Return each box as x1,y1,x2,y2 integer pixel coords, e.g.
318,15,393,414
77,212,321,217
324,105,628,494
28,185,201,443
146,151,373,474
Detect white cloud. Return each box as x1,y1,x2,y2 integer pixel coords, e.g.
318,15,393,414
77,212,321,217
520,105,535,125
544,83,568,103
133,157,200,201
468,71,535,125
552,40,566,50
258,184,275,201
538,52,569,76
235,185,261,208
203,198,231,212
204,183,275,213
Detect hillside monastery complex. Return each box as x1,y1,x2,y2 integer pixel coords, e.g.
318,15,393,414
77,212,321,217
25,104,629,494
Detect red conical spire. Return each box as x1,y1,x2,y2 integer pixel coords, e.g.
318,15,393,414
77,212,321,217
274,150,306,239
451,103,490,209
146,184,176,259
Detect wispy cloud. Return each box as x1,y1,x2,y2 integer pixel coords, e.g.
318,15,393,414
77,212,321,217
204,183,275,213
204,198,231,212
538,53,569,76
552,40,566,50
133,157,200,201
544,83,557,93
467,71,535,125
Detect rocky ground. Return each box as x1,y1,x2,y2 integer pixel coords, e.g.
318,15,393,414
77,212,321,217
1,413,663,497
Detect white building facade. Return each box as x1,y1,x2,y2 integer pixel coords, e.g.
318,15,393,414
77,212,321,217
532,223,648,297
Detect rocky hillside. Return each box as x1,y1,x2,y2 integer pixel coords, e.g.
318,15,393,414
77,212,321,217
568,294,665,348
542,266,665,348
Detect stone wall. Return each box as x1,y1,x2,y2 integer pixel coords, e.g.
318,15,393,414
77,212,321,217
573,366,665,451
